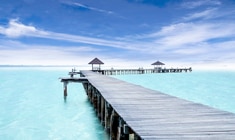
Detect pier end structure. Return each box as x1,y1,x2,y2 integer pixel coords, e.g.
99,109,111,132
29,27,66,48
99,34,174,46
60,77,88,99
87,58,192,75
88,57,104,71
61,70,235,140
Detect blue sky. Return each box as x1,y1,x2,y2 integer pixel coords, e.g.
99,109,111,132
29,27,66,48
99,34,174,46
0,0,235,69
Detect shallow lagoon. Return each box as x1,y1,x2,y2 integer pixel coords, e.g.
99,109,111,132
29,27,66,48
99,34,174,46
1,67,235,139
0,67,109,140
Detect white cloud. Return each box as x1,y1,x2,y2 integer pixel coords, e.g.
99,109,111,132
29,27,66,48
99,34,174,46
182,0,221,9
0,41,102,65
72,2,114,14
151,22,235,47
1,51,83,65
2,19,234,58
183,8,217,21
1,18,235,68
0,19,36,38
173,47,207,55
127,19,235,68
61,1,114,14
0,20,141,51
0,40,150,68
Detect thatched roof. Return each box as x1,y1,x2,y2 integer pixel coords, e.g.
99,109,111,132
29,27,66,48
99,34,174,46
88,58,104,64
151,61,165,65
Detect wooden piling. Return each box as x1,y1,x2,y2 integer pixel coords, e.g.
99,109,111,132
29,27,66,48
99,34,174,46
97,93,101,119
105,102,112,132
63,82,68,99
110,110,119,140
100,97,105,126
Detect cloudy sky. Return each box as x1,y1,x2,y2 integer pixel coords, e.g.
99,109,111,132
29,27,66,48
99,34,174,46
0,0,235,69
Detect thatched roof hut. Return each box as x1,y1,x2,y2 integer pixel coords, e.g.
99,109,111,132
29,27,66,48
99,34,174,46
88,58,104,70
151,61,165,68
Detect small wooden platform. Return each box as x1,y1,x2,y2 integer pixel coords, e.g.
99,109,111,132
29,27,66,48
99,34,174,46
79,70,235,139
60,77,88,83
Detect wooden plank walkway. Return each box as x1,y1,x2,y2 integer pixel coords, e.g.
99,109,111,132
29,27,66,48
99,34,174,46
79,70,235,140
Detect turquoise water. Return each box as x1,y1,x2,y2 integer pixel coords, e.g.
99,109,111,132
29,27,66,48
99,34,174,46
0,67,109,140
1,68,235,140
113,71,235,114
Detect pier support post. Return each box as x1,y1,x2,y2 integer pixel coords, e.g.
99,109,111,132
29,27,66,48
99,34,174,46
105,102,112,132
117,119,129,140
97,93,101,119
93,88,98,110
101,97,105,125
110,110,119,140
82,83,88,94
63,82,68,99
87,84,92,102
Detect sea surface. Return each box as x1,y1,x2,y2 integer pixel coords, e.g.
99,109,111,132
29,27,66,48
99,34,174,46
113,70,235,114
0,67,235,140
0,67,109,140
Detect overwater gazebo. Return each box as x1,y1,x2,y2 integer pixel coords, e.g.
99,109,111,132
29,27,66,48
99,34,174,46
151,61,165,69
88,58,104,71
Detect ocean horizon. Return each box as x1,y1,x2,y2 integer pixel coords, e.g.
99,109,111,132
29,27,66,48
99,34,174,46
0,67,235,139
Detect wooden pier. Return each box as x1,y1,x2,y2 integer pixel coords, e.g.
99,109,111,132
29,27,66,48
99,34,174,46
93,67,192,75
60,70,235,140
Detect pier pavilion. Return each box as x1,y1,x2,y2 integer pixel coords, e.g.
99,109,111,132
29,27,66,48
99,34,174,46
88,57,104,71
151,60,165,68
151,60,165,73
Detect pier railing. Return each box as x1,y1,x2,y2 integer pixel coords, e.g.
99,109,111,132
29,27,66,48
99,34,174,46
92,67,192,75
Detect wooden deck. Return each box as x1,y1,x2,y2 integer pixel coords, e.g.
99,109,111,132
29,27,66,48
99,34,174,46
61,70,235,139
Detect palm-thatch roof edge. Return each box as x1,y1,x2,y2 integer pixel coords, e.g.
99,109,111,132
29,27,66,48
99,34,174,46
88,58,104,64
